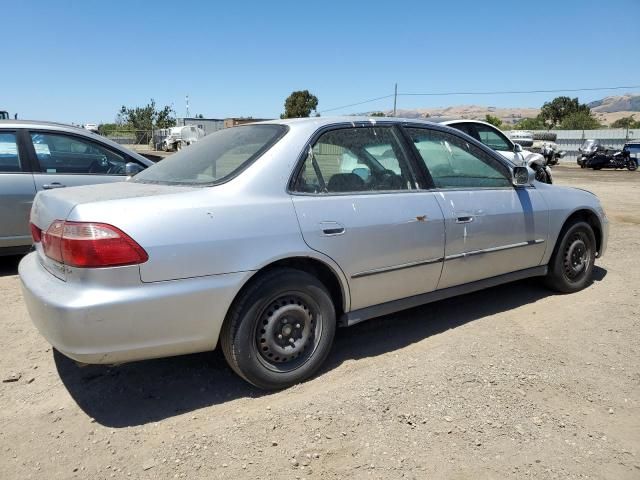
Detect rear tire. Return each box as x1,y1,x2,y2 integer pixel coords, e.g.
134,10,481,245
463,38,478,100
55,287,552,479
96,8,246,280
545,221,596,293
220,268,336,390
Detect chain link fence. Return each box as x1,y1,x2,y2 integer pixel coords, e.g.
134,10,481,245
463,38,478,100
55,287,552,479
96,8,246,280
103,129,156,151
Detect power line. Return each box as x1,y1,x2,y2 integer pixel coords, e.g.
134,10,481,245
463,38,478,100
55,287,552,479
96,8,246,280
399,85,640,96
318,85,640,114
318,94,394,114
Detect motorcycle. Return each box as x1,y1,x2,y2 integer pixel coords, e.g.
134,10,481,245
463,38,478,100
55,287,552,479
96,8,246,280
577,139,603,168
586,149,638,171
539,142,566,166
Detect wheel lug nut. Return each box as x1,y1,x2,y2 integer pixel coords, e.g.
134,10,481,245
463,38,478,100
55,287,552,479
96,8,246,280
289,338,295,344
278,334,282,339
295,324,301,329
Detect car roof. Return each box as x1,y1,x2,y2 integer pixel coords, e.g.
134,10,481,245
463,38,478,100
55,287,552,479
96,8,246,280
253,116,439,128
435,118,499,129
0,119,153,165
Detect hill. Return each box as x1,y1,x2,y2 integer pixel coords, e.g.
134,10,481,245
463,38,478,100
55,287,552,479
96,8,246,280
368,93,640,126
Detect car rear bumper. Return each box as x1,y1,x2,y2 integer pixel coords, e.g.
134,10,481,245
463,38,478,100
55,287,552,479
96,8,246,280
19,252,251,364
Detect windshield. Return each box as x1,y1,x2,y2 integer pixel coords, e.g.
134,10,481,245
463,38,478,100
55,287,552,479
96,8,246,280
581,140,597,149
134,124,287,185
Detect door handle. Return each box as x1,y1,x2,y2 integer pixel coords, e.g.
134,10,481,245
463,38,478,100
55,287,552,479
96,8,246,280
42,182,66,190
322,226,345,235
320,221,345,236
456,216,474,224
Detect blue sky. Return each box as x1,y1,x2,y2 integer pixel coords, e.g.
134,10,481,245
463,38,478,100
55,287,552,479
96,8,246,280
4,0,640,124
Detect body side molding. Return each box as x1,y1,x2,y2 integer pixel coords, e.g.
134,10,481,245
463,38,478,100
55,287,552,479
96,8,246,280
341,265,548,327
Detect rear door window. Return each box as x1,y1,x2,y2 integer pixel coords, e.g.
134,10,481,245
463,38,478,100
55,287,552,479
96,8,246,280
0,132,22,173
292,127,415,194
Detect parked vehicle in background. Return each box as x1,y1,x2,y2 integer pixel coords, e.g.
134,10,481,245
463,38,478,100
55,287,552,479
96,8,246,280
577,139,602,167
623,140,640,164
20,117,608,390
539,141,565,166
585,147,638,171
0,111,9,120
439,119,553,183
83,123,99,133
0,120,153,255
507,130,534,148
161,125,205,151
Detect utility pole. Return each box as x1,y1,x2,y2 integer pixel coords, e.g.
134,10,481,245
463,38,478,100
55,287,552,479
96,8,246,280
393,83,397,117
186,95,190,118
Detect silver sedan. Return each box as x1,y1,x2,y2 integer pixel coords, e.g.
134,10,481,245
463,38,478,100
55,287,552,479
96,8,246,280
0,120,153,255
19,117,608,389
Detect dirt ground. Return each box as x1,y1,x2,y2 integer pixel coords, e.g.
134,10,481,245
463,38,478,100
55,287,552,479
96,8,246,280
1,165,638,479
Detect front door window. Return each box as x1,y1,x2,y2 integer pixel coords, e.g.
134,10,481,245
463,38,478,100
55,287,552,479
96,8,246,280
30,133,128,175
405,128,510,189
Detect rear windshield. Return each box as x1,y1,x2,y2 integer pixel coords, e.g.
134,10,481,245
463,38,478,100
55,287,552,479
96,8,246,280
134,124,287,185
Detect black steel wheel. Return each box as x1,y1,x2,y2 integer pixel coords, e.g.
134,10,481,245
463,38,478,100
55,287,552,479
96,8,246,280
545,221,596,293
255,293,322,372
561,230,592,282
220,268,336,389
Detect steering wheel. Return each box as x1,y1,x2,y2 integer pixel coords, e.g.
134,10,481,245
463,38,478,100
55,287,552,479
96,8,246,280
106,162,125,175
374,169,402,190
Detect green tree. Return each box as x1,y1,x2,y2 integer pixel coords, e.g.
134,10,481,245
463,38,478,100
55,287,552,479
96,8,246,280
485,114,503,128
540,96,590,128
558,111,601,130
281,90,318,118
119,99,176,135
513,116,546,130
610,115,640,129
97,123,122,136
369,111,386,117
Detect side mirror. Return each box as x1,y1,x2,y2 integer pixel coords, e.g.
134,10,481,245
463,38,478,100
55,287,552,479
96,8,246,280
558,151,566,159
125,162,144,176
512,166,534,186
513,143,523,153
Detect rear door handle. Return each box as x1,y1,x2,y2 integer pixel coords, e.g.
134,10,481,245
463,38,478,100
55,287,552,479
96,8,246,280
42,182,66,190
320,221,345,236
456,216,474,224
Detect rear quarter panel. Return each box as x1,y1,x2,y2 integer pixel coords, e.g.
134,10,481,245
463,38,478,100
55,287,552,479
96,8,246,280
67,185,349,291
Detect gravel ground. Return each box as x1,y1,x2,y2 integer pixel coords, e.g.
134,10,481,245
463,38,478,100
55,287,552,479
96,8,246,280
1,165,638,479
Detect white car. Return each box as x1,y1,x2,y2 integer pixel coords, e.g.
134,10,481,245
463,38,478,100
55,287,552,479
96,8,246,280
439,120,552,183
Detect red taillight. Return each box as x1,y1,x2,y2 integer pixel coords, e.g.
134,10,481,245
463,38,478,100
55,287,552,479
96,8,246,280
30,223,42,243
42,221,148,268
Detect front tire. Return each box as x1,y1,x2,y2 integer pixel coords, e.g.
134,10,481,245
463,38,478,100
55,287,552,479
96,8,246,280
545,221,596,293
534,166,550,184
628,160,638,171
220,268,336,390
